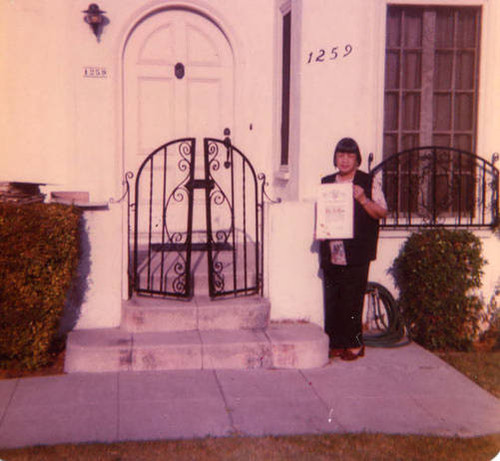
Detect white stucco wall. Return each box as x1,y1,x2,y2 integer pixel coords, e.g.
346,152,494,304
1,0,285,328
267,0,500,325
0,0,73,185
75,0,281,327
268,0,386,322
1,0,499,330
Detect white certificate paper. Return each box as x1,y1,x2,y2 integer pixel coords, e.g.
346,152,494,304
315,182,354,239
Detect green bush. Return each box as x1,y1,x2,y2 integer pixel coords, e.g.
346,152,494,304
390,228,486,351
0,203,81,370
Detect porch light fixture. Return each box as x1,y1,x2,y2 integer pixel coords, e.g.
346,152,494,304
83,3,107,42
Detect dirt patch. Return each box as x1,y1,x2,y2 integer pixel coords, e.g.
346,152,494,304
0,349,66,380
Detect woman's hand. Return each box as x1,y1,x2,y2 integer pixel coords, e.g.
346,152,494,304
353,185,388,220
353,185,367,204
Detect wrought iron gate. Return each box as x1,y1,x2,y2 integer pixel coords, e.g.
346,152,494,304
129,134,263,299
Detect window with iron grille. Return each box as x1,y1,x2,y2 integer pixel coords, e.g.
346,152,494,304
383,6,481,219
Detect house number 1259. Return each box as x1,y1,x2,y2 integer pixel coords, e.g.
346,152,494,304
306,44,353,64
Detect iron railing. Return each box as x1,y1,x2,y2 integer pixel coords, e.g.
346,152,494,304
369,146,499,228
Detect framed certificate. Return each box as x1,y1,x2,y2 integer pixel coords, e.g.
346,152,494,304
315,182,354,239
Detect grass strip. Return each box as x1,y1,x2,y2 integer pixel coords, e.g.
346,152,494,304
436,350,500,398
0,433,499,461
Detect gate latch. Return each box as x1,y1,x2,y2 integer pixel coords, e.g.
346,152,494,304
186,179,214,190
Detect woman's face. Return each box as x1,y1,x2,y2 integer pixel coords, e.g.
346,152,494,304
336,151,359,176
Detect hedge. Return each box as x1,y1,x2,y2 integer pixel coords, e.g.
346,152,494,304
0,203,81,370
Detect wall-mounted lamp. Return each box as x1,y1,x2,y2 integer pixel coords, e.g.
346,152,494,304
83,4,108,42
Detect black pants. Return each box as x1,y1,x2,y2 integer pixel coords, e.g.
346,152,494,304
322,263,370,349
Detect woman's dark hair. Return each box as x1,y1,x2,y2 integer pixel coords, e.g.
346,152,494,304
333,137,362,166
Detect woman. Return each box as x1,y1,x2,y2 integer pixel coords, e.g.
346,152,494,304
320,137,388,360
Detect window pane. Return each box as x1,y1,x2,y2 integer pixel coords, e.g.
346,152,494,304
383,134,398,157
384,93,399,130
454,134,473,151
433,93,451,130
401,134,419,150
457,10,478,48
434,51,453,90
385,51,400,89
455,51,476,90
433,134,451,146
386,8,402,47
403,52,421,89
454,93,473,130
403,10,422,48
402,93,420,130
435,9,455,48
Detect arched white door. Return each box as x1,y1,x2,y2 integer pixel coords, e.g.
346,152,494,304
123,8,234,175
123,9,235,297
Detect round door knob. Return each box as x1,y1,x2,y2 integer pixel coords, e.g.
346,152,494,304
175,63,185,79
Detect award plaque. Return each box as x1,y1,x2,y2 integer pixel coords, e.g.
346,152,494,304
315,182,354,239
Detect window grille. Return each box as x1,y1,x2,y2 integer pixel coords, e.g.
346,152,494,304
370,147,498,228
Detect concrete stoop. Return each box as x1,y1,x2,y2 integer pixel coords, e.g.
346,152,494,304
121,295,271,332
64,323,328,373
64,296,329,373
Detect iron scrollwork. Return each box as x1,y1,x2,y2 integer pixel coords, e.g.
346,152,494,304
371,146,500,228
132,136,264,299
133,138,195,298
205,139,234,295
258,173,282,205
162,140,195,295
110,170,134,205
204,137,261,298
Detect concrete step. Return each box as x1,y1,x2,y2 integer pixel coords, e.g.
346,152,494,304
121,295,270,332
64,323,329,373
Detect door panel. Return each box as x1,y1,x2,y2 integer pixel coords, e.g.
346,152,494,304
124,9,234,174
138,78,175,155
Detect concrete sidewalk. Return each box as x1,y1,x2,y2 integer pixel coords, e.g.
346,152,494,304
0,343,498,449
